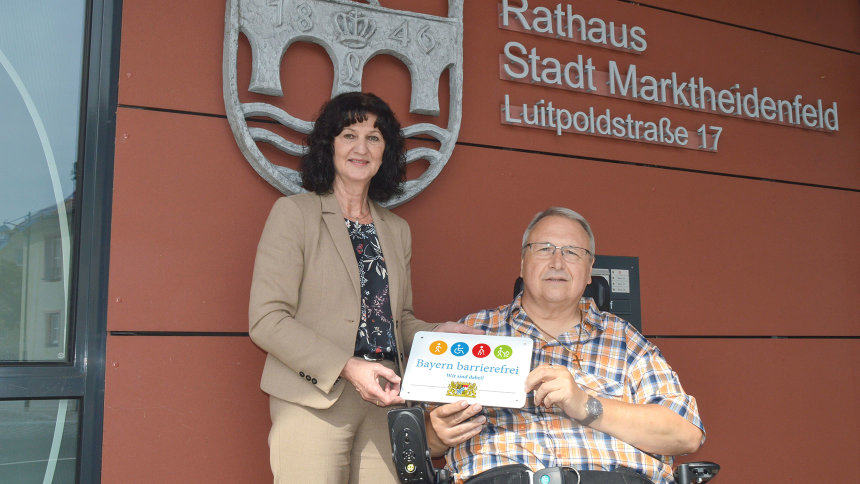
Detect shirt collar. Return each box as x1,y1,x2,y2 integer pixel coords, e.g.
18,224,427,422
581,297,606,331
507,294,606,337
505,294,531,337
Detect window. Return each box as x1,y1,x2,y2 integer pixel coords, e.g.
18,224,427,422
44,234,62,281
0,1,120,482
1,2,81,362
0,399,79,483
45,312,61,347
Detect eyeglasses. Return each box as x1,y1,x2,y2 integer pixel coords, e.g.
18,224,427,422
525,242,593,263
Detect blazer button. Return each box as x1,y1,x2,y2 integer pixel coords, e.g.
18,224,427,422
399,352,404,362
305,375,312,381
299,371,305,378
311,378,318,384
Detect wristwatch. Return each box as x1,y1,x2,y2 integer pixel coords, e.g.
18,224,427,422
579,395,603,425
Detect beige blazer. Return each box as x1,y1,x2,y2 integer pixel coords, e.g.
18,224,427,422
249,192,432,408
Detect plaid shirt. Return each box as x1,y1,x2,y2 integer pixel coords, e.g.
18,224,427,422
443,296,705,484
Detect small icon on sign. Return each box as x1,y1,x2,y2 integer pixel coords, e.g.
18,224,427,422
450,342,469,356
429,340,448,355
472,343,490,358
494,344,513,359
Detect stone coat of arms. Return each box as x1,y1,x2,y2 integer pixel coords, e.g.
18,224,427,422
223,0,464,207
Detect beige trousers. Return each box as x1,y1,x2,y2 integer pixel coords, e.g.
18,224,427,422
268,368,401,484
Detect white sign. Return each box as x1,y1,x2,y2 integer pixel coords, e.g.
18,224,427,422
401,331,533,408
610,269,630,294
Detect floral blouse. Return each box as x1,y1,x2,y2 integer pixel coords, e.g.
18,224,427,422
345,219,397,360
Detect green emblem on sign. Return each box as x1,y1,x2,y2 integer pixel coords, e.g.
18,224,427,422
494,344,513,359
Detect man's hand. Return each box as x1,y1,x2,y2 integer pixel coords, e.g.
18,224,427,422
340,357,405,407
433,321,484,335
525,364,588,420
426,400,486,455
526,364,704,455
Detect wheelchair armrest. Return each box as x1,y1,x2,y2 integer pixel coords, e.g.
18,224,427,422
388,407,452,484
674,461,720,484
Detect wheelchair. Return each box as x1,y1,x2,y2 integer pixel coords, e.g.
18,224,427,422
388,407,718,484
387,278,719,484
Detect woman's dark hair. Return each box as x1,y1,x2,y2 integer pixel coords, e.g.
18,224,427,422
301,92,406,202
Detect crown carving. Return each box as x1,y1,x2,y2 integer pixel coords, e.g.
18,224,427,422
335,9,376,48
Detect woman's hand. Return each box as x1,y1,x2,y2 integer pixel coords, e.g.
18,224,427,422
340,357,405,407
433,321,484,335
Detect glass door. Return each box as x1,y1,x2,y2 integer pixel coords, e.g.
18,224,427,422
0,1,120,482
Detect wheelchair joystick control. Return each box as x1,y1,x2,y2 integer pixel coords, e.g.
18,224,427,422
388,408,452,484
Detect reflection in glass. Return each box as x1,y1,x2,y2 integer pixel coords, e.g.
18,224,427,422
0,1,85,363
0,399,79,483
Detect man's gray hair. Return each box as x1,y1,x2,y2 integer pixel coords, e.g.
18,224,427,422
521,207,595,255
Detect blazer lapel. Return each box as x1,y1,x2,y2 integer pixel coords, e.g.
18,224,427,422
320,193,361,299
370,202,401,317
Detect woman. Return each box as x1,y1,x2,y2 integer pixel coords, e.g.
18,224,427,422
249,92,470,483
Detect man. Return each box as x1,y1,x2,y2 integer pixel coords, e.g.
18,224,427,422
424,208,705,484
